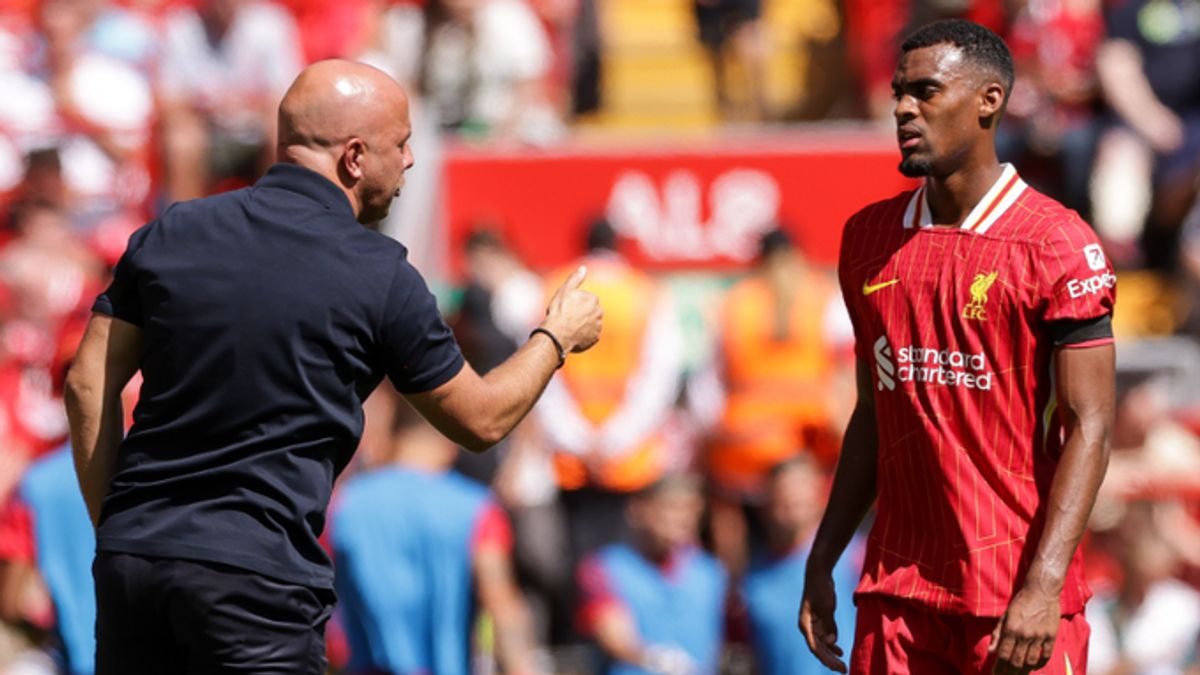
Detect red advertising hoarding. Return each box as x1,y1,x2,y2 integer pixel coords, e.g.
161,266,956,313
442,128,916,278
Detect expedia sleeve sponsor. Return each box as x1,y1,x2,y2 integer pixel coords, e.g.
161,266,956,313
1066,272,1117,299
1041,226,1116,323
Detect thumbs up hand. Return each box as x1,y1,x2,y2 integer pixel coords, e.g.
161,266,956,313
542,266,603,354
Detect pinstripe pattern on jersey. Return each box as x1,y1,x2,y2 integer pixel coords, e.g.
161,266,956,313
838,172,1114,617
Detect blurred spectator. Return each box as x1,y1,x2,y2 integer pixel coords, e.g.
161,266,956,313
446,230,571,645
522,0,601,116
0,0,155,225
1093,0,1200,267
1098,369,1200,504
689,228,851,576
576,475,727,675
0,487,52,675
740,456,861,675
353,3,446,267
445,227,547,499
157,0,303,201
907,0,1008,34
355,1,427,88
841,0,910,120
1182,198,1200,334
536,219,683,572
567,0,601,116
278,0,373,63
1088,502,1200,674
419,0,563,144
79,0,160,72
842,0,1008,121
1,200,100,331
998,0,1103,218
783,0,853,121
330,404,541,675
451,229,543,380
0,199,101,492
0,444,96,675
693,0,768,121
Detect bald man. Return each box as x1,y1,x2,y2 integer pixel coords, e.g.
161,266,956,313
65,60,602,675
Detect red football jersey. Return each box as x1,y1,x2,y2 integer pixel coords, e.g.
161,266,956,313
838,165,1116,616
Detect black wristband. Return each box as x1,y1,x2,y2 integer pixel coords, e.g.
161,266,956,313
530,327,567,369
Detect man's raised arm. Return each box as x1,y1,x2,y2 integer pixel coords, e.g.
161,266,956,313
65,313,143,527
407,265,602,452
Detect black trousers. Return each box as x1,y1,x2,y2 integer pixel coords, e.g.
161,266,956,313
93,552,335,675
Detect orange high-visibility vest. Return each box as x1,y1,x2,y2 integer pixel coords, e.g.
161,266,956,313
547,257,665,493
707,273,837,496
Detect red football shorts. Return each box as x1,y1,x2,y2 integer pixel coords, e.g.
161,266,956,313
850,595,1089,675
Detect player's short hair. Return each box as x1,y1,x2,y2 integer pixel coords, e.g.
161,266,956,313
901,19,1014,101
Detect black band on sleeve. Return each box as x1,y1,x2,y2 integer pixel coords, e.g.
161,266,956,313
1049,314,1113,347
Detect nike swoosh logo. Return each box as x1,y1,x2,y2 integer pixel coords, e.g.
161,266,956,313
862,279,899,296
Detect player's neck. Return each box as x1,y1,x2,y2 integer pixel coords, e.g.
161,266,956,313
924,159,1004,228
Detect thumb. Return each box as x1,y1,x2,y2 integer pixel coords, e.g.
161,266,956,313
988,617,1004,653
562,265,587,290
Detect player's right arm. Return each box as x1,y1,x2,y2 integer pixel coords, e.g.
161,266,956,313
65,314,143,527
799,357,878,673
407,266,602,452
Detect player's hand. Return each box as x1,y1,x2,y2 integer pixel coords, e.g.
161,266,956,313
542,265,603,353
989,584,1060,674
798,571,847,673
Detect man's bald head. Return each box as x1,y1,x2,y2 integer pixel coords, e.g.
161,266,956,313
277,59,408,153
276,60,415,224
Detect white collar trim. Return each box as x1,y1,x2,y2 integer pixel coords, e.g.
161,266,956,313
902,163,1027,233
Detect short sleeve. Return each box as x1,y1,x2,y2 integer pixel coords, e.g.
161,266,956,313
380,261,465,394
470,500,513,554
93,221,154,326
836,215,872,363
1036,219,1116,325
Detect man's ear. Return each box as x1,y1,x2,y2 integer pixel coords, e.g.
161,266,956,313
979,81,1006,129
342,137,367,180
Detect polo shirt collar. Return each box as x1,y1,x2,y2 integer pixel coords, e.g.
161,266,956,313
257,163,356,220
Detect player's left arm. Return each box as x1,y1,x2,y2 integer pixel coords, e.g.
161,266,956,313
990,341,1114,673
64,313,143,528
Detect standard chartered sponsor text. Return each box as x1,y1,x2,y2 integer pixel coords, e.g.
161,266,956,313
889,343,994,391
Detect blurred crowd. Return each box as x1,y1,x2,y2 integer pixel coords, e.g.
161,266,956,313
0,0,1199,673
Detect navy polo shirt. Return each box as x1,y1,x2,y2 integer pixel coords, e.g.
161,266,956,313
92,163,464,587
